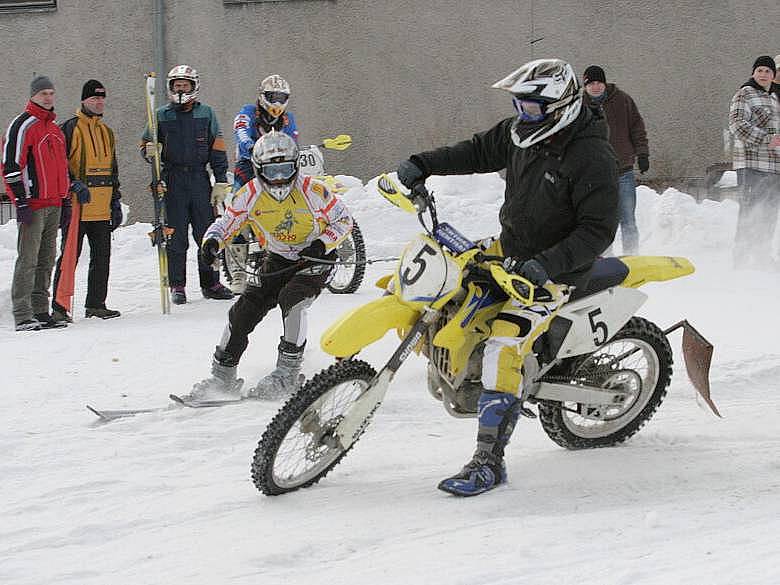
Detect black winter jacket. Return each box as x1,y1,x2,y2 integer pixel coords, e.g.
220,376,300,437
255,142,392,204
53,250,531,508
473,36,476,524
411,106,619,288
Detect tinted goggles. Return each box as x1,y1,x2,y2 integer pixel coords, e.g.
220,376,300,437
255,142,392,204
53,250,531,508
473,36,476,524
263,91,289,105
259,161,296,182
512,96,547,121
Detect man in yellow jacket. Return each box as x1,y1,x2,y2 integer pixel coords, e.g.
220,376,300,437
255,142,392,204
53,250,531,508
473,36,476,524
52,80,122,321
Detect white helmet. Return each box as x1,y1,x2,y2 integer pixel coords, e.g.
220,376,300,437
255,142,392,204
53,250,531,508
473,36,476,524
251,130,299,202
492,58,582,148
258,74,290,119
167,64,200,105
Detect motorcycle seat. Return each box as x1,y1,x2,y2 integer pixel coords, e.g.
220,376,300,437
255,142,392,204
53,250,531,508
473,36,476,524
569,257,629,301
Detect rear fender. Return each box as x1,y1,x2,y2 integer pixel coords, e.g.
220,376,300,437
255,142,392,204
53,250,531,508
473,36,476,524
320,295,421,357
621,256,694,288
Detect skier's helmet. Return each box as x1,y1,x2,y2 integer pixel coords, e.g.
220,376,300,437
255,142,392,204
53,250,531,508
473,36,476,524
492,58,582,148
167,65,200,105
258,74,290,119
251,130,299,202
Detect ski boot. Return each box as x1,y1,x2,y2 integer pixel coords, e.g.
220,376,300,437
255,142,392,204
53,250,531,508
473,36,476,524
189,348,244,400
438,391,520,497
171,286,187,305
202,282,234,300
246,339,305,400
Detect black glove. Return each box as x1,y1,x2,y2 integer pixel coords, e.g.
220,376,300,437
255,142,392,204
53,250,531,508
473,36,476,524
503,257,549,287
70,180,91,204
299,239,326,260
397,158,427,189
201,238,220,266
110,198,123,231
637,155,649,174
15,197,33,225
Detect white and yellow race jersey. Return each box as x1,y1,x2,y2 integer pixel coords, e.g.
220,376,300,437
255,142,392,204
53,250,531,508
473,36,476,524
205,175,353,261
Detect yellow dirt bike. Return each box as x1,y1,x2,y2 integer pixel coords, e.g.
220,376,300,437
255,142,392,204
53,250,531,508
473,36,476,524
252,175,716,495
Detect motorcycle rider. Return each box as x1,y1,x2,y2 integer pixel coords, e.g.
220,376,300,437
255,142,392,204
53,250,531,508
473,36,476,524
397,58,619,496
193,131,353,399
232,74,299,190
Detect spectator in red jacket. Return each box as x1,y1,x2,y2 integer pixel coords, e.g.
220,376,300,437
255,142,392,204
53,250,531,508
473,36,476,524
583,65,649,255
2,76,71,331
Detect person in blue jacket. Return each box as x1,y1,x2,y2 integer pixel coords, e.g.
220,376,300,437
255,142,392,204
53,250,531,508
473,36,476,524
141,64,234,305
232,74,299,189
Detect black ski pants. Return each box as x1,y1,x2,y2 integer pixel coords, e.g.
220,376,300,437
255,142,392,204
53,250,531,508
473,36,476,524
219,253,332,363
52,219,112,312
163,167,219,289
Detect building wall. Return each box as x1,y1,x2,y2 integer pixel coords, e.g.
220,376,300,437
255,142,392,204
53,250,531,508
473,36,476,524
1,0,778,220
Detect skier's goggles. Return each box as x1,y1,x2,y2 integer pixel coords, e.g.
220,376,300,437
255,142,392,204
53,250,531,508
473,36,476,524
512,97,548,121
263,91,289,105
259,161,297,183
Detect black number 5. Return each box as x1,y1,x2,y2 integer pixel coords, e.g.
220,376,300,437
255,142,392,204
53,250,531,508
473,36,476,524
588,308,608,346
401,244,437,285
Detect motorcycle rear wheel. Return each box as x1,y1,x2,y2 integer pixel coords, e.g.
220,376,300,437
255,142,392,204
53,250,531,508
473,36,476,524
252,360,377,495
538,317,672,449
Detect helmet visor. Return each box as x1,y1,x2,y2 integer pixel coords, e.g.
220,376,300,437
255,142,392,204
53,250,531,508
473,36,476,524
512,97,547,122
259,161,297,183
263,91,289,105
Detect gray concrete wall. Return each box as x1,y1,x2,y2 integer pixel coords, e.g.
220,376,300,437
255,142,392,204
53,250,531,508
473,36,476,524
1,0,778,220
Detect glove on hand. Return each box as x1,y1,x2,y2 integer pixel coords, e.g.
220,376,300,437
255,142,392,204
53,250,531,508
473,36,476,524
210,182,231,206
637,155,649,174
299,239,326,260
70,180,91,204
503,257,549,287
397,158,427,189
15,197,33,225
110,199,123,231
201,238,220,266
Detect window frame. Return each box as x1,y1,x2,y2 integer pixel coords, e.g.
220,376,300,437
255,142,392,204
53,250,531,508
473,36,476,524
0,0,56,13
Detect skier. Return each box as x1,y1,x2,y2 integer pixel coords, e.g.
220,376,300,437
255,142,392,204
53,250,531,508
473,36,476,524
192,131,353,399
224,75,299,294
140,65,233,304
232,74,299,190
397,58,619,496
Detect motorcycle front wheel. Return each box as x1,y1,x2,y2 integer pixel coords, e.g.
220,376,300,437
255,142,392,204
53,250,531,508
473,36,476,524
326,221,366,294
252,360,377,495
538,316,673,449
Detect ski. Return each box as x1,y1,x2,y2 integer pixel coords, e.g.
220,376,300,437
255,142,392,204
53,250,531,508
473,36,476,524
86,404,176,422
168,393,247,408
144,72,173,314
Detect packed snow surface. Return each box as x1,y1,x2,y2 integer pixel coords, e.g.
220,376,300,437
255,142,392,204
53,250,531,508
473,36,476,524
1,174,779,585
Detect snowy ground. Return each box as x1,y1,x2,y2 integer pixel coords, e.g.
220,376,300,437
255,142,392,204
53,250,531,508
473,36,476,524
1,174,779,585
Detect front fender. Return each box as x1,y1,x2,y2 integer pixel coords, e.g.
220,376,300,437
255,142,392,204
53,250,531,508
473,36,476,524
320,295,421,357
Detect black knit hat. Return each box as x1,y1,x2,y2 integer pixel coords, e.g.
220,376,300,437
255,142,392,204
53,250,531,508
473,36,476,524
583,65,606,85
81,79,106,101
752,56,776,75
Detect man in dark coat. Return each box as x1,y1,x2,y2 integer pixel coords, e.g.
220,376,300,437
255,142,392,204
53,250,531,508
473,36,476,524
397,58,618,496
583,65,649,255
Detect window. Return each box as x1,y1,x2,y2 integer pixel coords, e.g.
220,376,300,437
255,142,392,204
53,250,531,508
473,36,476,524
224,0,319,4
0,0,56,12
